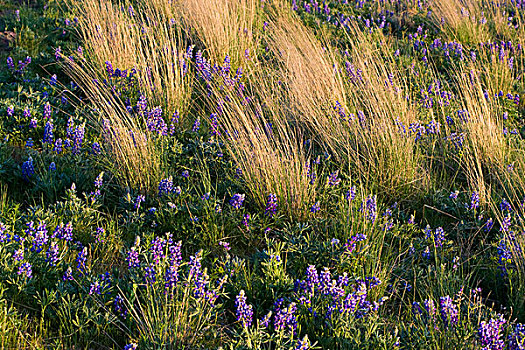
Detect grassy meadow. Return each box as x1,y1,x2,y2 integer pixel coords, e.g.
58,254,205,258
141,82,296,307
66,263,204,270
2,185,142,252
0,0,525,348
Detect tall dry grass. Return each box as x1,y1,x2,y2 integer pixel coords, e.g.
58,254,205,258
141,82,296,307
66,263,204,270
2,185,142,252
64,0,197,192
264,7,347,151
170,0,319,218
337,26,428,196
69,0,192,115
67,0,432,208
68,0,271,199
207,84,316,220
175,0,262,69
439,17,525,303
71,0,525,212
445,62,525,316
451,62,508,203
478,0,525,43
447,39,524,206
63,60,163,193
275,11,426,195
183,0,429,207
429,0,490,44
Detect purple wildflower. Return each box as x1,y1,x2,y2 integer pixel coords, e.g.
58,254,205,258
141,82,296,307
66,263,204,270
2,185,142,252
192,117,200,132
508,323,525,350
63,267,74,281
89,281,103,295
46,242,60,266
27,221,48,253
310,202,321,213
304,265,319,295
209,113,220,136
43,103,52,119
43,120,54,144
364,195,377,223
94,227,105,243
164,263,179,290
265,193,278,217
439,296,458,328
18,262,32,279
500,198,512,212
242,214,250,229
76,247,88,274
236,290,253,328
295,335,311,350
484,218,494,232
158,177,174,196
434,227,445,247
71,123,85,155
150,236,166,265
114,295,127,317
13,248,24,261
94,172,104,189
261,312,272,328
328,170,341,186
219,241,231,251
22,157,35,179
7,57,14,70
497,240,512,275
412,302,423,315
54,138,63,154
91,142,101,155
422,246,431,259
470,191,480,210
144,263,157,285
345,187,357,201
274,302,298,334
134,195,145,210
424,299,436,319
478,315,506,350
146,107,167,135
126,249,140,269
0,222,10,243
229,193,245,209
500,214,512,232
55,222,73,242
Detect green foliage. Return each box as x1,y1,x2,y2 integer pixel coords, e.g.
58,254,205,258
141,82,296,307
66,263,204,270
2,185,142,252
0,0,524,348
